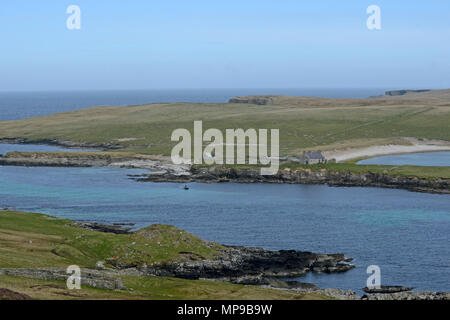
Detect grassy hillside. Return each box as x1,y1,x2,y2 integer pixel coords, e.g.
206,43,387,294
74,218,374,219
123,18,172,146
0,211,223,269
0,211,330,300
0,274,329,300
0,90,449,156
280,163,450,180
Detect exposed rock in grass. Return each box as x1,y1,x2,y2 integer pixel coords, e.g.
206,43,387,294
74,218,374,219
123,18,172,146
0,268,126,290
75,222,133,234
0,288,32,300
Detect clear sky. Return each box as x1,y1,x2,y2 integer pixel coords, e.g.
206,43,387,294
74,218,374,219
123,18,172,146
1,0,449,91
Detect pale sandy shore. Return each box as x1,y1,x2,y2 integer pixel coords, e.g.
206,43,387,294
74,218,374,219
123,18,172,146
324,140,450,163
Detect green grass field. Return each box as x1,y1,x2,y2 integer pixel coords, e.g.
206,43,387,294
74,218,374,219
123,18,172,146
0,211,222,269
0,274,330,300
280,163,450,179
0,91,449,156
0,211,329,300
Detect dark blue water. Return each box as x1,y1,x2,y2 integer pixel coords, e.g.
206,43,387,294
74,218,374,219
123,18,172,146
0,89,387,121
358,152,450,167
0,165,449,292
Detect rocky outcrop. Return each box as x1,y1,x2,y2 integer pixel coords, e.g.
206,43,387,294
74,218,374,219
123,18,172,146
0,152,117,167
0,152,191,176
0,138,118,150
139,166,450,194
228,96,278,105
362,291,450,300
124,246,355,282
0,268,125,290
109,159,190,176
363,285,413,294
0,288,32,300
292,287,450,300
385,89,430,96
75,222,133,234
359,285,449,300
107,245,354,291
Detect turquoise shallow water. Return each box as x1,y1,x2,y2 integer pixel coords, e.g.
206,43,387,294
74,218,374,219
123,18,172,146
0,164,449,292
357,152,450,166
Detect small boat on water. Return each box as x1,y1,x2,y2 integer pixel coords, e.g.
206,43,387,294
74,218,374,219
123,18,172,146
183,185,189,190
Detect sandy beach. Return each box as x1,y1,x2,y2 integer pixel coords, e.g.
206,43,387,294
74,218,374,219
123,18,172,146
324,139,450,163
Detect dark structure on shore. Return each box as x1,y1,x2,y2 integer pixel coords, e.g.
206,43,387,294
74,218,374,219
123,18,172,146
298,151,327,164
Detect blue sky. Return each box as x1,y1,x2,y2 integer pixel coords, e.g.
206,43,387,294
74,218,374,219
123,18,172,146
1,0,449,91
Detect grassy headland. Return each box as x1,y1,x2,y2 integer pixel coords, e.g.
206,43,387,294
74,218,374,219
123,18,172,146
0,211,328,300
0,90,449,157
0,211,222,269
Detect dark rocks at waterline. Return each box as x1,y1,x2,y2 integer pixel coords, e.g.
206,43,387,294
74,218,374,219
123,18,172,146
215,276,319,291
385,89,430,96
129,246,355,281
0,138,115,150
111,245,354,292
75,222,133,234
360,285,450,300
362,291,450,300
363,285,414,294
138,166,450,194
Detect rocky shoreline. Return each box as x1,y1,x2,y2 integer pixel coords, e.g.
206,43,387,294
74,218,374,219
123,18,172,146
0,150,448,194
0,137,118,150
1,138,449,194
130,246,355,281
139,165,450,194
82,222,356,289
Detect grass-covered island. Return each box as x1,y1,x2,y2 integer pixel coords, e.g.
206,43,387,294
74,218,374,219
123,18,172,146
0,210,350,300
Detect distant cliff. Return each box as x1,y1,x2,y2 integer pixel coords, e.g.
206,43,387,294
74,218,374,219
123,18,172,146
385,89,430,96
228,96,278,105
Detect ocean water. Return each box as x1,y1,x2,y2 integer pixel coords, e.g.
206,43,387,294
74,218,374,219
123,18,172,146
0,89,449,293
0,88,387,121
358,152,450,167
0,165,449,292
